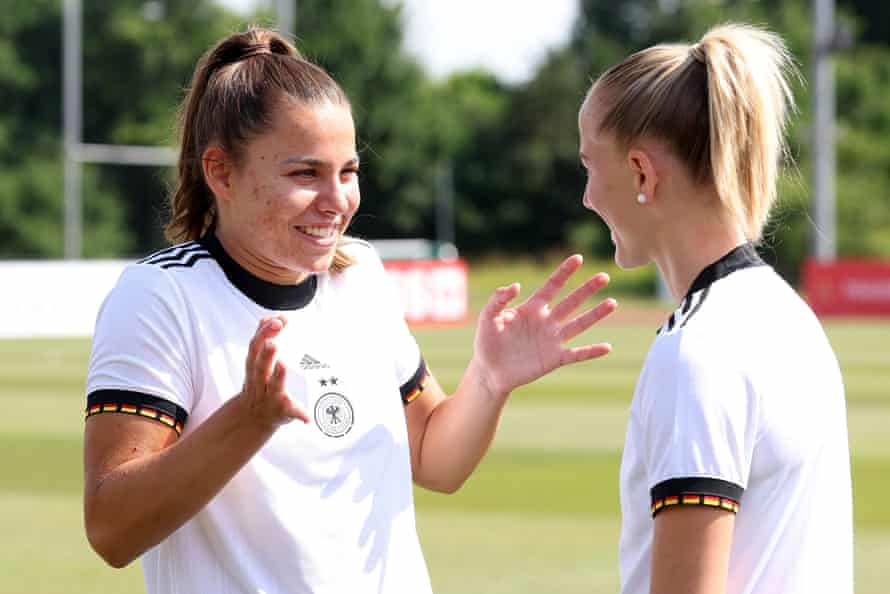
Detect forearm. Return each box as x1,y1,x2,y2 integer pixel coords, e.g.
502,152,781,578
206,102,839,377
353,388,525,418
413,358,508,493
84,396,275,567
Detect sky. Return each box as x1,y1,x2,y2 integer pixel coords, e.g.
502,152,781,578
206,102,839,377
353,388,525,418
218,0,579,84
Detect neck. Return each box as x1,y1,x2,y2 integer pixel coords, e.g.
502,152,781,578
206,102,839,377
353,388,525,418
651,204,748,302
215,225,309,286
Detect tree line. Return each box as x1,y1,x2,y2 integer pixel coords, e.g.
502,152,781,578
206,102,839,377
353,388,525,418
2,0,889,283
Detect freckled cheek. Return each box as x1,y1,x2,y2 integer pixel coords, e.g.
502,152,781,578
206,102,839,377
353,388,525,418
244,185,284,229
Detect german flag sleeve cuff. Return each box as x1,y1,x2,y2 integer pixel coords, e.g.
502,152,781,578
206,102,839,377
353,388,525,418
650,477,743,517
399,358,430,405
85,389,188,435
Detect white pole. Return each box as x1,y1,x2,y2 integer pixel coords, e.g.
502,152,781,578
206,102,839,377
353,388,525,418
276,0,295,37
63,0,83,259
75,144,177,166
812,0,836,261
435,160,455,257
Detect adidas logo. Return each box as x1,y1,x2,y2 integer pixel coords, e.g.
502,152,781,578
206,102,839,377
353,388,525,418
299,354,329,370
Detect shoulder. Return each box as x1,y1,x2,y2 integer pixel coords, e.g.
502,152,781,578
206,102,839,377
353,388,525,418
646,329,733,382
136,241,214,273
105,242,212,310
338,237,379,264
334,237,388,281
640,328,754,418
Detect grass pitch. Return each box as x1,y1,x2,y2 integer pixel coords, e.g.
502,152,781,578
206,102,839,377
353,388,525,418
1,261,887,593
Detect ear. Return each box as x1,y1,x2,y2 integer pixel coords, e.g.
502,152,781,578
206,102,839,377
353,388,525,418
202,146,234,203
627,148,659,200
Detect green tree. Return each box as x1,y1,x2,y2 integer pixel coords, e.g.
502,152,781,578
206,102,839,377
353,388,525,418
0,0,243,258
0,0,126,257
476,0,890,280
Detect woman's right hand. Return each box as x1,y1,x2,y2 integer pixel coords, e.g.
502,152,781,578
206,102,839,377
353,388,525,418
239,316,310,428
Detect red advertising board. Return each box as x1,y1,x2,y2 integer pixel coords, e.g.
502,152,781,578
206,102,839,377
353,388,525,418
802,258,890,316
383,259,469,326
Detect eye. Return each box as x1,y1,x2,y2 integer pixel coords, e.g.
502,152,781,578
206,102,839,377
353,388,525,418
340,167,360,181
288,169,316,178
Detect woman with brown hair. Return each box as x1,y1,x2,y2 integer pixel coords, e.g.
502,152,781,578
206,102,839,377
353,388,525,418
83,27,617,593
578,23,852,594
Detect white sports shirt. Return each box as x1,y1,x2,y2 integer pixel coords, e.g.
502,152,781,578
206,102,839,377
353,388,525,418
619,244,853,594
86,234,434,594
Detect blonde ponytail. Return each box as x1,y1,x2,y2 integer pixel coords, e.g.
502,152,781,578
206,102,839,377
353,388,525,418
587,23,798,241
697,24,797,241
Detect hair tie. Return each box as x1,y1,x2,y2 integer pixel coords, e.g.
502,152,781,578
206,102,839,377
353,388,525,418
237,43,272,61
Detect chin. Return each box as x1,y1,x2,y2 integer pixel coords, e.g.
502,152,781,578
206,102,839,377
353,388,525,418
613,244,649,270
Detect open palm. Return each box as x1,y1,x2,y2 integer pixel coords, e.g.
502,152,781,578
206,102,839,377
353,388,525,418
473,255,617,398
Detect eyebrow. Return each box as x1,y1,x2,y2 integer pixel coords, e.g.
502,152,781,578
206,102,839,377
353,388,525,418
279,156,360,167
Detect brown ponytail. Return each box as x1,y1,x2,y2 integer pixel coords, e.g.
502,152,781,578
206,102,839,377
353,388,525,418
586,24,798,242
166,27,354,272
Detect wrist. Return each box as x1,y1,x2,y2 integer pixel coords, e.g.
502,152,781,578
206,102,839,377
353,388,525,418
466,357,510,404
229,392,282,438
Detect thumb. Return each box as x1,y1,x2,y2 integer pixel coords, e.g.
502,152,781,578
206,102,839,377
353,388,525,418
284,400,311,424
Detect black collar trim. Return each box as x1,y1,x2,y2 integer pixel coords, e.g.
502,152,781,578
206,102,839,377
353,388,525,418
684,243,765,300
199,233,317,310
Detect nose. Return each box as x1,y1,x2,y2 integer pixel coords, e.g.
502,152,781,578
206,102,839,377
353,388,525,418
316,177,352,216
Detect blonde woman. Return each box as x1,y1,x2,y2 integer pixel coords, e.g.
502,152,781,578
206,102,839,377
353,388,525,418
577,24,852,594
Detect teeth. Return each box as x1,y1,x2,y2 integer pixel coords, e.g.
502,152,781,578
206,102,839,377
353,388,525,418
300,226,335,238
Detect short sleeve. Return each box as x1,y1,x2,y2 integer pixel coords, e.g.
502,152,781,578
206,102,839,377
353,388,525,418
85,264,194,432
638,335,759,516
387,284,427,404
344,240,429,405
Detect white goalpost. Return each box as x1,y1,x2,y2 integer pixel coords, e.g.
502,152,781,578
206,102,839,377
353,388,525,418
61,0,296,259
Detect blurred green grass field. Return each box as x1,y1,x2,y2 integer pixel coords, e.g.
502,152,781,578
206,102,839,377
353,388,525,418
1,261,888,593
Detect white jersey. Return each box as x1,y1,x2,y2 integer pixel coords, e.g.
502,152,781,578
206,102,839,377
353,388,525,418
86,234,434,594
619,244,853,594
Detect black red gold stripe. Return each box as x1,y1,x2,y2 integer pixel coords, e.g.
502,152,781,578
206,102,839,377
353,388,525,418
400,358,430,405
650,477,743,517
85,389,187,435
650,495,739,515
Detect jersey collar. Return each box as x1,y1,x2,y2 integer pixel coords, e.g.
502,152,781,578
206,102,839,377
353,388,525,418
199,233,317,310
684,242,765,300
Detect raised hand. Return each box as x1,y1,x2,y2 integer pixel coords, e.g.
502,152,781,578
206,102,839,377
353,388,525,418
472,255,617,399
239,316,310,428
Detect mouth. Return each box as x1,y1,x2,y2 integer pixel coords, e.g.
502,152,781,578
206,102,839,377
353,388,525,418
294,224,340,246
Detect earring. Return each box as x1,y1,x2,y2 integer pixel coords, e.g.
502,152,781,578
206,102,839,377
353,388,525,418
637,193,647,204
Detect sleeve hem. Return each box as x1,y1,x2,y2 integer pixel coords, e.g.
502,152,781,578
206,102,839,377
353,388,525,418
86,389,188,435
399,357,429,405
650,476,743,517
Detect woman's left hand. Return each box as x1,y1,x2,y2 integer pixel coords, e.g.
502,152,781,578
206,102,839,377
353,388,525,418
471,254,617,400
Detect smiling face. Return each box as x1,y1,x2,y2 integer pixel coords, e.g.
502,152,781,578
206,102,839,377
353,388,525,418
578,96,655,270
214,99,359,284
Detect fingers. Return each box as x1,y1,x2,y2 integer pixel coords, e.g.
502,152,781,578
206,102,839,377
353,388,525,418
252,340,278,389
247,316,286,374
270,361,310,424
527,254,583,306
482,283,521,319
561,342,613,365
550,272,611,321
559,297,618,342
268,358,287,396
247,316,285,362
